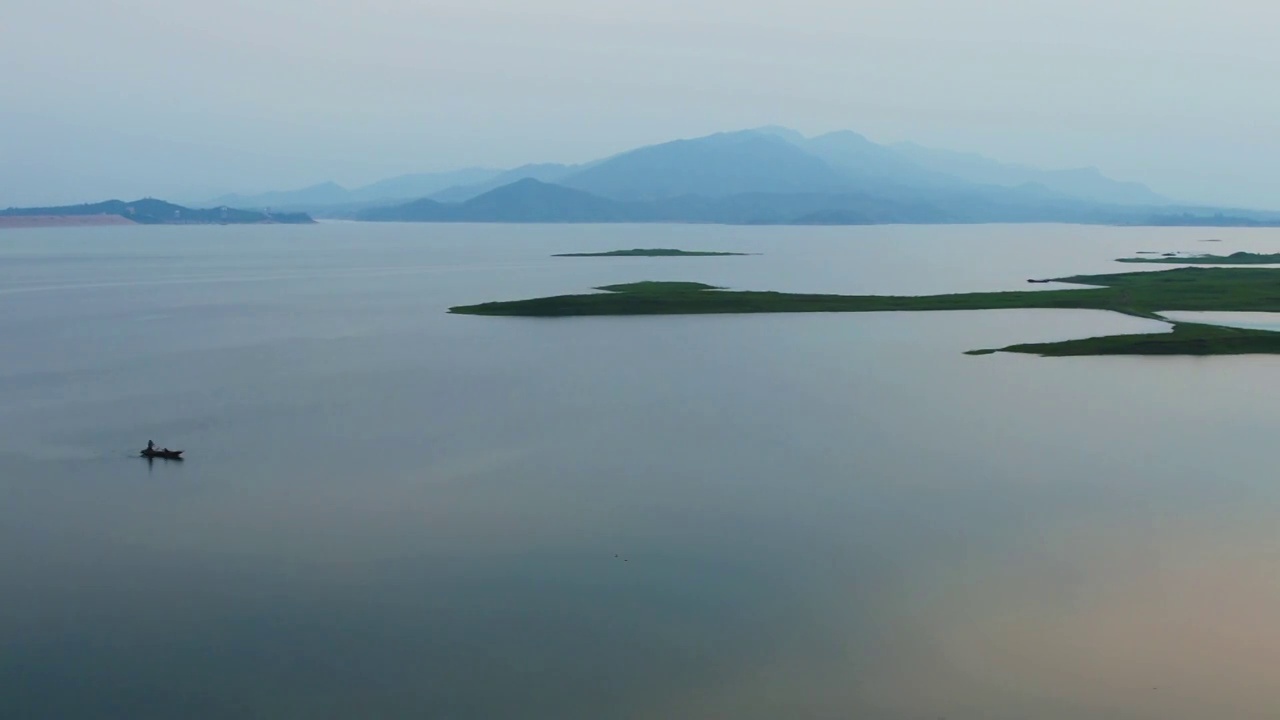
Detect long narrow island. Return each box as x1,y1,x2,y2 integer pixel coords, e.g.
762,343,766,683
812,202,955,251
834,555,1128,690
554,248,749,257
449,267,1280,357
1116,251,1280,265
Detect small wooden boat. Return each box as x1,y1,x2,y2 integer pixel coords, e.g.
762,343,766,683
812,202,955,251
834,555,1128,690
141,448,184,460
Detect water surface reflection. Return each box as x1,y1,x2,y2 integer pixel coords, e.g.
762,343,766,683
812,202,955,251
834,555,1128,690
3,224,1280,718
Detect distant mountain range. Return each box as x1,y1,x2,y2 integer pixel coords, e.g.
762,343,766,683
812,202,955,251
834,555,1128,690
355,177,1280,226
19,127,1268,228
357,178,954,224
0,199,314,225
151,127,1280,226
196,126,1180,207
195,168,501,213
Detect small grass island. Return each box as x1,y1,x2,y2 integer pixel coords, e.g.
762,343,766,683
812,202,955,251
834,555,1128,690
1117,251,1280,265
449,268,1280,357
553,248,750,257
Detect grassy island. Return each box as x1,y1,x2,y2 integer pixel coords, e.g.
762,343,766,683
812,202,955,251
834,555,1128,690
553,248,749,257
1117,251,1280,265
968,322,1280,357
449,268,1280,356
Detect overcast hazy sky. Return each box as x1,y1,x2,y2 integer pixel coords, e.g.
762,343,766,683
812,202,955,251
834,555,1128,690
3,0,1278,207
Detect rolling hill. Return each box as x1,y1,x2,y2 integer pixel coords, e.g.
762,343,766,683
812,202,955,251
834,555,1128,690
556,131,853,200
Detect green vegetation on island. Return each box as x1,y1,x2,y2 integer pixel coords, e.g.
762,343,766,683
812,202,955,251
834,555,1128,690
554,248,749,257
968,323,1280,357
448,267,1280,356
1116,251,1280,265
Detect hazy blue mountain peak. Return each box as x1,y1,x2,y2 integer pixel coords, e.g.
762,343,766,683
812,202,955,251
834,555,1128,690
428,163,576,203
558,130,850,200
744,125,808,144
810,129,875,145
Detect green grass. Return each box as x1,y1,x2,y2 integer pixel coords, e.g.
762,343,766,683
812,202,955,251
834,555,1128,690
553,248,749,257
449,268,1280,356
1117,251,1280,265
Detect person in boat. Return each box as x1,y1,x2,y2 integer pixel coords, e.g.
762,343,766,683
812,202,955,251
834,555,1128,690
146,440,155,452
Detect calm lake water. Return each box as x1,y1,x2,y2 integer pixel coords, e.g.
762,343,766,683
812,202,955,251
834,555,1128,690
3,223,1280,719
1161,311,1280,332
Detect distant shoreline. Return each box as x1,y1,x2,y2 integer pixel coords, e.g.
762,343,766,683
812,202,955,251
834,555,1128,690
0,214,137,229
0,215,313,229
5,215,1279,229
0,199,315,227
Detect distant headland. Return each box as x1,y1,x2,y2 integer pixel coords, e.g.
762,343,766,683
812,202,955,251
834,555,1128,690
0,199,314,228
